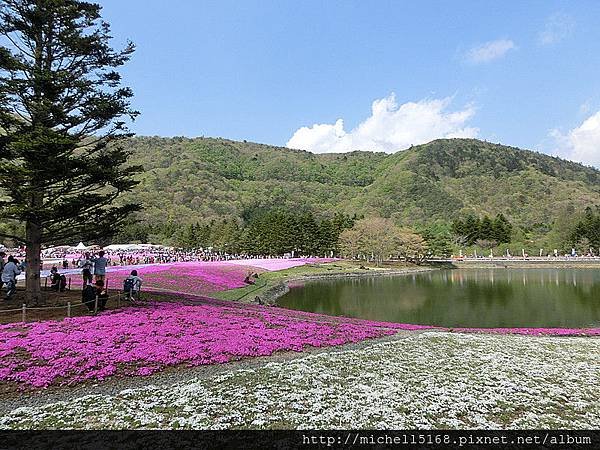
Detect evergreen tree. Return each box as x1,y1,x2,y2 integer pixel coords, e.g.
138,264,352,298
421,228,452,257
492,213,513,244
197,223,211,248
297,212,319,256
0,0,140,303
462,214,481,245
479,216,494,241
451,218,465,237
570,206,600,250
317,218,336,256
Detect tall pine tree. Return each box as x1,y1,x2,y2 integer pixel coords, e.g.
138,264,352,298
0,0,140,303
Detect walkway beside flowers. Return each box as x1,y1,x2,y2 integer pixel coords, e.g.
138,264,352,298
2,332,599,429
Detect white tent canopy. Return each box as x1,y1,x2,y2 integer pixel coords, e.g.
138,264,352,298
104,243,172,251
74,242,87,250
104,244,144,251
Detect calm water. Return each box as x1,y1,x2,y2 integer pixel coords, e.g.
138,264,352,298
278,269,600,328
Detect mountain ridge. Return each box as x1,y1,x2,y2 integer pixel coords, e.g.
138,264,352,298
123,136,600,233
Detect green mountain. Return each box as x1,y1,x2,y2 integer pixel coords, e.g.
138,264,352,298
124,136,600,231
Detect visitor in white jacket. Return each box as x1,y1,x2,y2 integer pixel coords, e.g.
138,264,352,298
2,256,22,300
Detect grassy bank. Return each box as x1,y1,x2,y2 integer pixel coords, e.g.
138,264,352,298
209,260,428,302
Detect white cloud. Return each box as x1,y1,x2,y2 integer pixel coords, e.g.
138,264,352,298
465,39,515,64
286,94,478,154
551,111,600,167
538,13,575,45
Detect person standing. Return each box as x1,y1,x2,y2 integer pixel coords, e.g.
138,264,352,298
0,251,6,291
2,256,21,300
80,252,93,286
91,251,108,283
94,280,109,311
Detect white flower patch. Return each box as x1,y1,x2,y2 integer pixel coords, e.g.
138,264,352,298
1,332,600,429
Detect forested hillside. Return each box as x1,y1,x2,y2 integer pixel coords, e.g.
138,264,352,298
345,139,600,226
3,135,598,253
123,136,387,225
122,137,600,240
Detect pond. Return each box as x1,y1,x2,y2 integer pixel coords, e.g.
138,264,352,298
278,268,600,328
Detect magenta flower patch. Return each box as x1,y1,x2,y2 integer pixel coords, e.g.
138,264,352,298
0,299,396,389
69,259,336,295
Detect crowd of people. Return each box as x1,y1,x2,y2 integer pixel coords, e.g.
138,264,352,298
1,242,299,304
40,247,299,270
75,251,143,311
0,247,144,309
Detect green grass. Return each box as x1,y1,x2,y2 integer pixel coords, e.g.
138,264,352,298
209,261,415,302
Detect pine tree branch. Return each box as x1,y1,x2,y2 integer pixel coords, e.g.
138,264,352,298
0,231,25,243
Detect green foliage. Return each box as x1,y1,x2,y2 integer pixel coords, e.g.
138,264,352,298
452,213,513,246
142,209,355,257
0,0,140,299
339,217,427,264
570,207,600,251
419,223,453,257
116,137,599,246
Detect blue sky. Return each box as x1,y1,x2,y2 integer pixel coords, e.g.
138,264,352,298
100,0,600,165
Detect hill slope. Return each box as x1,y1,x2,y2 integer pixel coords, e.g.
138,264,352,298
124,137,600,229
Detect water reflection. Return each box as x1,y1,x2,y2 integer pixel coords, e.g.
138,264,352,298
278,269,600,328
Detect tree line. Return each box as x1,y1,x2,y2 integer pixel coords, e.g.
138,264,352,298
338,217,428,265
117,211,357,256
570,207,600,252
451,214,513,248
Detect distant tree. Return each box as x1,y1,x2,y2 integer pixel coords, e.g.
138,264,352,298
339,217,428,265
297,212,319,256
491,213,512,244
396,229,428,263
338,227,361,260
462,214,481,245
576,236,592,255
570,206,600,250
420,223,453,257
0,0,140,303
475,239,497,250
451,218,466,238
452,213,513,248
114,220,150,244
317,218,336,257
422,231,452,257
479,216,494,241
339,217,396,265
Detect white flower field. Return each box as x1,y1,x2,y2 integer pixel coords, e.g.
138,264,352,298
2,332,599,430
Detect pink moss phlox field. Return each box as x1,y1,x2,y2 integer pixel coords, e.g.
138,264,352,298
8,256,600,390
70,263,253,295
0,301,395,388
224,258,338,271
68,258,335,295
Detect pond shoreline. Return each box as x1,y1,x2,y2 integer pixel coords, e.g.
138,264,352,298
453,260,600,268
270,264,600,332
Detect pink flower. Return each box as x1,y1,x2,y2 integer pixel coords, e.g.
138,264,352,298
0,298,395,389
